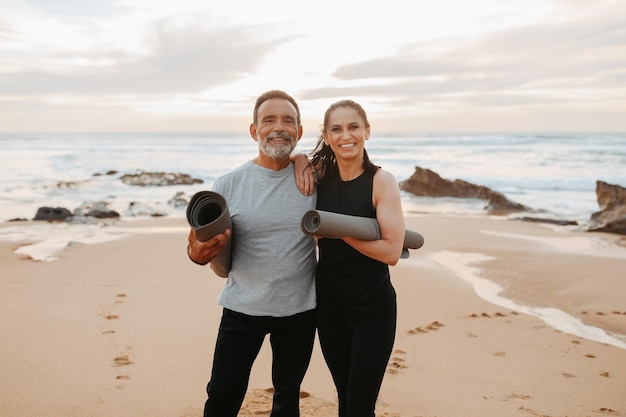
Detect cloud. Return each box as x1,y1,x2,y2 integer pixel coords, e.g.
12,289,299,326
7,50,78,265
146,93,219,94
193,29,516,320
304,4,626,108
0,21,286,95
1,0,625,131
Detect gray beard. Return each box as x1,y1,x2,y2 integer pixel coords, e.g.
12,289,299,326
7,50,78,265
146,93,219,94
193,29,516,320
259,139,294,160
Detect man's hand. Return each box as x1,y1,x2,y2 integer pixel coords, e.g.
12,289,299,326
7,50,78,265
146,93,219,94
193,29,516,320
187,228,232,265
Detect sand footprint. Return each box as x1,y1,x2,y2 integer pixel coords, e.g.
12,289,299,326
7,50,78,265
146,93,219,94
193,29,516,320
97,306,119,321
386,349,408,375
99,293,133,383
238,388,320,416
98,307,118,335
97,292,128,321
467,311,517,319
508,392,531,400
581,310,626,316
407,320,444,335
112,349,134,388
517,405,545,416
112,353,133,367
425,321,444,331
597,407,619,415
407,327,428,335
99,294,125,333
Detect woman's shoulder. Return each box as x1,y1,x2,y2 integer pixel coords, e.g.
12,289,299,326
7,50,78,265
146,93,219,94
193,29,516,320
372,167,397,184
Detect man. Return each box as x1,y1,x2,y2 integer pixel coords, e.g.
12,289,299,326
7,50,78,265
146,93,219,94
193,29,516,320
187,90,317,417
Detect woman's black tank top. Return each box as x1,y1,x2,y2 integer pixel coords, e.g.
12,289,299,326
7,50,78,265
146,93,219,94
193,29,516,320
315,168,395,320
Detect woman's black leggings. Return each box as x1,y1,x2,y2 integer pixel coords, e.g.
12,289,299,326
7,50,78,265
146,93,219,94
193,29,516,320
317,304,397,417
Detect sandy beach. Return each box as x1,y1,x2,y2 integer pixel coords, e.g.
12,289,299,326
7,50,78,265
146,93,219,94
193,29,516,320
1,214,625,417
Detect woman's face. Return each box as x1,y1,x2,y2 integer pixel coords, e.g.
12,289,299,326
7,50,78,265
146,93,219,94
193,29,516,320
323,106,370,162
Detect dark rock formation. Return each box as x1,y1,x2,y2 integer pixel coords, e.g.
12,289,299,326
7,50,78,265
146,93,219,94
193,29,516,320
55,180,89,189
399,166,530,213
584,181,626,235
125,201,167,217
93,170,118,176
33,207,73,221
74,201,120,219
120,171,203,186
515,217,578,226
66,216,98,225
168,191,190,209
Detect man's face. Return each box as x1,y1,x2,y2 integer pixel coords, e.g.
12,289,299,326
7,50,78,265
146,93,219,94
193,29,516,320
252,98,301,160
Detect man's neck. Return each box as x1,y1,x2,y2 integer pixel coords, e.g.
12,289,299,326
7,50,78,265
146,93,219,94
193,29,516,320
253,154,291,170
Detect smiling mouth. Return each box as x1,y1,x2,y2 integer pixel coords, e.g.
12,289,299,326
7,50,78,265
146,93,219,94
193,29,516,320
267,132,292,142
339,143,356,148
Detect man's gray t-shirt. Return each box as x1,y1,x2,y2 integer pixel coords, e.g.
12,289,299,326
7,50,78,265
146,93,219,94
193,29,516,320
212,160,317,317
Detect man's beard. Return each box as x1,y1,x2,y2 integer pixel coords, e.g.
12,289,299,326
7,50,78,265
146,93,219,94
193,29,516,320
259,132,295,159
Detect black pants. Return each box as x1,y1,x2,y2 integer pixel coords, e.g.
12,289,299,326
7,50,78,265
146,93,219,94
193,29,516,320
203,308,316,417
317,303,396,417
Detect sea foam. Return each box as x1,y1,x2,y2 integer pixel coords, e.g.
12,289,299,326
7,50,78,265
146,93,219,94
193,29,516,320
431,250,626,350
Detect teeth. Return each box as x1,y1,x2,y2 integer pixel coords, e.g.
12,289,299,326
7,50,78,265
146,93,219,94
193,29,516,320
340,143,355,148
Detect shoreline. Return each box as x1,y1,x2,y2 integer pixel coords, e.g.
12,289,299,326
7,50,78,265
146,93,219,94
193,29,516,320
1,214,626,416
408,214,626,344
2,214,625,343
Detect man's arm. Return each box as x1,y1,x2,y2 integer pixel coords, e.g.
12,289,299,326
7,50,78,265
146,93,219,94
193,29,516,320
187,228,231,265
291,153,317,196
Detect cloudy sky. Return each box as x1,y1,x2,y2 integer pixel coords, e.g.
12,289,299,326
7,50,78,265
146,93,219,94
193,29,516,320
1,0,625,132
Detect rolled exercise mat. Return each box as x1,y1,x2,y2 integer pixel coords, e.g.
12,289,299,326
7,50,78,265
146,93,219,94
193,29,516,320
186,191,232,277
300,210,424,258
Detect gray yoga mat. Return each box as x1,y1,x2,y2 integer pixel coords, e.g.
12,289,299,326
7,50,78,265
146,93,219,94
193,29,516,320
186,191,232,277
300,210,424,258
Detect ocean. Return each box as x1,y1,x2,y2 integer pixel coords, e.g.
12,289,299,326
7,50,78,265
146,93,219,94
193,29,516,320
2,130,625,261
1,131,625,348
1,131,625,226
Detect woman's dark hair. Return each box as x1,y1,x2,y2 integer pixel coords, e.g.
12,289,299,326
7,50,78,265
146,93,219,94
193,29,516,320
309,99,378,184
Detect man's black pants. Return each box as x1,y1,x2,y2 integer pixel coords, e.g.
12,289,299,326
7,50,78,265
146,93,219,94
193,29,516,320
203,308,316,417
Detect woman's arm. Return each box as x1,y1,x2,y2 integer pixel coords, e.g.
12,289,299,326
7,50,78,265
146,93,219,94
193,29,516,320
342,169,405,265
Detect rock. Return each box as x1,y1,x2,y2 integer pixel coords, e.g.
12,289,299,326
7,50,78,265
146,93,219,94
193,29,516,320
33,206,73,221
93,170,118,176
74,201,120,219
168,191,190,209
125,201,167,217
515,217,578,226
584,181,626,235
54,180,89,189
120,171,203,186
66,216,98,225
399,166,530,213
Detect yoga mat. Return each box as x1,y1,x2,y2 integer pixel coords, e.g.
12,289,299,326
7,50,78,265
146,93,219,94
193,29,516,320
300,210,424,258
186,191,232,277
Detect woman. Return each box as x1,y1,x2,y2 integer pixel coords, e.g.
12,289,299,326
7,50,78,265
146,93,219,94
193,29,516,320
308,100,405,417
